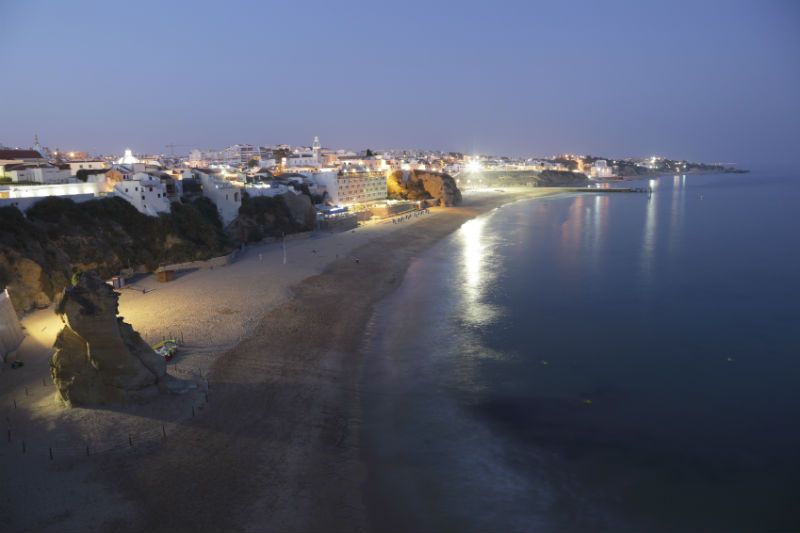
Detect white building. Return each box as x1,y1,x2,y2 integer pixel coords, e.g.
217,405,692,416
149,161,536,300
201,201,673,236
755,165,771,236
68,160,108,174
590,160,614,178
224,144,259,166
283,151,319,168
0,181,100,211
112,173,171,217
2,164,73,184
188,148,226,167
117,149,140,165
0,148,48,169
188,170,242,225
283,136,322,169
309,170,387,206
244,182,290,198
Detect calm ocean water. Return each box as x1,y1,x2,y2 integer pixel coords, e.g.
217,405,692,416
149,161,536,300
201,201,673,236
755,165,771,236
359,172,800,533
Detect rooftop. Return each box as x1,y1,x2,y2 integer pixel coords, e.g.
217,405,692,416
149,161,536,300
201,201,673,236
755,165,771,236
0,149,45,160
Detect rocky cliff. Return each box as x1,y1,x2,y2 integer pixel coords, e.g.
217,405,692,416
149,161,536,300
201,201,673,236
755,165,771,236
535,170,590,186
473,169,590,187
387,170,462,206
0,196,229,315
50,272,167,406
232,192,315,243
281,191,317,228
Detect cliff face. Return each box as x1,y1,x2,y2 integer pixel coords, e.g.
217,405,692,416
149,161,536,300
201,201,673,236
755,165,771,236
387,170,462,206
281,191,317,228
0,196,228,315
232,192,315,243
535,170,590,186
50,272,167,406
473,169,590,187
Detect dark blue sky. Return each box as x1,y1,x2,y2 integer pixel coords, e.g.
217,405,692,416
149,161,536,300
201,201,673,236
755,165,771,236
1,0,798,167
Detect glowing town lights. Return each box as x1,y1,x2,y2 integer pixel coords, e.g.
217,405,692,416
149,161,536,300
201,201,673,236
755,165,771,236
466,159,482,173
117,149,140,165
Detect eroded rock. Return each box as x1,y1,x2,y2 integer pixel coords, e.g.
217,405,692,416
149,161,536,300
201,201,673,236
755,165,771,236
387,170,462,206
50,272,166,406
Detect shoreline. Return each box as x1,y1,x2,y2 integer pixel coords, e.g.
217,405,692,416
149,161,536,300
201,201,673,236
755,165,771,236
111,189,568,533
2,187,571,532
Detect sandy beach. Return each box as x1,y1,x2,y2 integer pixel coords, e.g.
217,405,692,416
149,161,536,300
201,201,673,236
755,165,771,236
1,188,567,532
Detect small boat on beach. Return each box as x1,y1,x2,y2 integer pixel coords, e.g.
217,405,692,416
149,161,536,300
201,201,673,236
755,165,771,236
152,339,179,361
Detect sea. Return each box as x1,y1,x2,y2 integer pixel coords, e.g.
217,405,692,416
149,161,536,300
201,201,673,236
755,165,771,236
359,172,800,533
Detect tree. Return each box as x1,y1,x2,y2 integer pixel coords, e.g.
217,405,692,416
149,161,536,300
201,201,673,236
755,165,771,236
247,158,259,168
365,148,374,157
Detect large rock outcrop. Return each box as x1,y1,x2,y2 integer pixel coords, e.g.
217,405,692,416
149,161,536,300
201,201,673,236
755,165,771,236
233,192,314,243
50,272,167,406
0,254,54,313
387,170,462,206
281,191,317,228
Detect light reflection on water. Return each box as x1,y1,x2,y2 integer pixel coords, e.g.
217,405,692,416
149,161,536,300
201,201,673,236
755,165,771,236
640,178,659,282
668,175,686,255
362,173,800,533
457,215,501,328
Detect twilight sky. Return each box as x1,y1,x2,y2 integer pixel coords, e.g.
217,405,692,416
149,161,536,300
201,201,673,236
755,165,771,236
1,0,798,168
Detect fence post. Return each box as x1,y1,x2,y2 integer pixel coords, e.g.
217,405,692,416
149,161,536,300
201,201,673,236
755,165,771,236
191,405,195,417
21,440,26,454
128,433,133,447
86,444,90,457
13,399,16,409
162,425,166,440
49,447,53,460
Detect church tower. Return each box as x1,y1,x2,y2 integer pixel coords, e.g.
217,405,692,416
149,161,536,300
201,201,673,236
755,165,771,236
312,136,321,163
33,134,44,157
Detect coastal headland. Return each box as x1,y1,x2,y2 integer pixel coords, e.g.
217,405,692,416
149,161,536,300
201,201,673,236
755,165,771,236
2,187,571,532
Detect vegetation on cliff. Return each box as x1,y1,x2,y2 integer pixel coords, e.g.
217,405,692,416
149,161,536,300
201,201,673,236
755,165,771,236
231,192,315,243
0,196,229,314
470,169,590,187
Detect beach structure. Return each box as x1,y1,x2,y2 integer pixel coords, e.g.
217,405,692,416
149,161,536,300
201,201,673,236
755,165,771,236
0,289,24,360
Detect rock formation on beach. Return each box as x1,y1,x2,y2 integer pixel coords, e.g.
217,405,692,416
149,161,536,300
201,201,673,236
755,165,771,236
50,272,167,406
387,170,463,206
